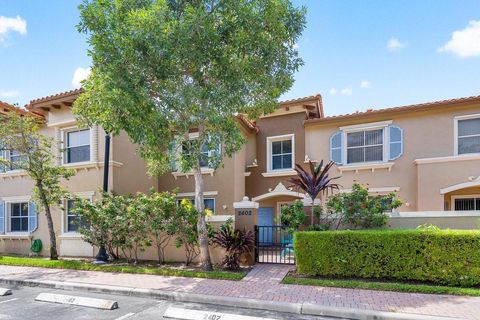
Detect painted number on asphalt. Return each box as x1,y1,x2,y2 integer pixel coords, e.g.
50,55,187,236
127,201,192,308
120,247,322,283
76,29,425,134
203,314,222,320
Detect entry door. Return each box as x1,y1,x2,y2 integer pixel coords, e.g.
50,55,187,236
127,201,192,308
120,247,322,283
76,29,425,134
258,207,274,244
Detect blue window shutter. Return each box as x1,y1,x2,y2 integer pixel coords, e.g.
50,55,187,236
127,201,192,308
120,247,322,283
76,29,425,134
330,131,343,165
28,201,38,233
388,125,403,160
0,201,4,234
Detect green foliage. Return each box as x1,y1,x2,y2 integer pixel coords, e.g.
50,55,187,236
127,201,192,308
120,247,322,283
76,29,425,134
416,223,441,231
0,112,75,259
326,183,402,229
294,229,480,287
212,223,255,270
282,276,480,297
74,192,151,263
0,256,246,280
135,190,178,263
75,0,306,175
174,199,201,265
279,200,306,233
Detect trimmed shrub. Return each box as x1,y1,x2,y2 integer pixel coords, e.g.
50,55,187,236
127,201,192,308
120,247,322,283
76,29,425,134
294,229,480,287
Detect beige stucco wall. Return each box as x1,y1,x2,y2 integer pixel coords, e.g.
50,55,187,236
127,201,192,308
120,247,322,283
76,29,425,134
388,216,480,230
305,101,480,212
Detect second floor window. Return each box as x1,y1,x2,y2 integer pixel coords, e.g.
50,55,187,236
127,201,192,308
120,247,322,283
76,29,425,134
267,134,294,171
457,117,480,155
347,129,383,164
65,129,90,164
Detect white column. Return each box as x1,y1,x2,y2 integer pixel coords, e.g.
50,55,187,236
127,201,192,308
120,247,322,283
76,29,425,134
91,125,99,163
54,127,62,166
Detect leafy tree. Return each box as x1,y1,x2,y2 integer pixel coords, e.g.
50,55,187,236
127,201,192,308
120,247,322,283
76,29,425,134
327,183,402,229
0,112,75,260
174,199,200,265
75,0,306,270
289,160,340,225
137,190,178,264
279,200,306,233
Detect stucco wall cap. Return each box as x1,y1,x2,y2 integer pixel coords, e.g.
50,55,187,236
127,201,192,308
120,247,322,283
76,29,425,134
233,197,259,209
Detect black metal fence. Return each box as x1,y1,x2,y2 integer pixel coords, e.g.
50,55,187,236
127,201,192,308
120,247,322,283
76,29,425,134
254,225,295,264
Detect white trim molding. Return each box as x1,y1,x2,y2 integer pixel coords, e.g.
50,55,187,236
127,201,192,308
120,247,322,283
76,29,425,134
233,197,259,209
414,154,480,165
337,162,394,173
440,179,480,194
339,120,393,132
389,211,480,218
261,169,297,177
206,215,235,222
172,168,215,179
252,182,305,202
176,191,218,197
340,186,400,194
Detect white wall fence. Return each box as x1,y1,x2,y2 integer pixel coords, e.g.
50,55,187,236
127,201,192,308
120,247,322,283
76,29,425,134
388,211,480,230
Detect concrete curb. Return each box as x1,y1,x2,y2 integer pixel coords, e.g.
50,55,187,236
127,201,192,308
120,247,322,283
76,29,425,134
0,277,464,320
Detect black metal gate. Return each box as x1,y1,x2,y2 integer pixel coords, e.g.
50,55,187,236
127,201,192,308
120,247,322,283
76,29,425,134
254,225,295,264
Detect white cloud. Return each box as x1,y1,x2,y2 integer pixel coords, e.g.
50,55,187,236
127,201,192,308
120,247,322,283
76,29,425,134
0,90,20,99
359,80,371,89
438,20,480,58
329,88,338,96
72,67,91,88
340,87,352,96
387,37,406,52
0,16,27,42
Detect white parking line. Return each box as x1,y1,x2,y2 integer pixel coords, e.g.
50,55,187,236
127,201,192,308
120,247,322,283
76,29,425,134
115,313,135,320
0,298,19,304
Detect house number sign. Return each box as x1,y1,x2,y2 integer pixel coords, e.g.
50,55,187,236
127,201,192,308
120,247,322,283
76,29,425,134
237,210,252,216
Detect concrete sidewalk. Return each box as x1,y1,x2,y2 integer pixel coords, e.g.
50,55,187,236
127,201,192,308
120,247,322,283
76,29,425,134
0,264,477,320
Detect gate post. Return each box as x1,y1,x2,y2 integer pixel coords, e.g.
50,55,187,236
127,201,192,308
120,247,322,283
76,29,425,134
233,197,259,265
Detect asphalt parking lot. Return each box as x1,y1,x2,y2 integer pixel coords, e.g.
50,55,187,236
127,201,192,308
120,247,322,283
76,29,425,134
0,285,336,320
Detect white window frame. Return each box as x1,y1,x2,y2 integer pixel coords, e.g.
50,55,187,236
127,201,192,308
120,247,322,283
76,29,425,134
266,134,295,172
339,121,392,166
61,127,92,165
2,196,31,235
454,114,480,156
176,132,221,170
451,194,480,211
62,192,94,234
176,197,216,213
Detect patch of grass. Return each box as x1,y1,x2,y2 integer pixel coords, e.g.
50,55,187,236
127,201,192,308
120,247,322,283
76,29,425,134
0,256,246,280
282,276,480,297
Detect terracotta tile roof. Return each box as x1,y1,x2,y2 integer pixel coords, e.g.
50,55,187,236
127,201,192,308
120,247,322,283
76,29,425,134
0,100,41,117
305,94,480,125
236,114,259,133
26,88,83,109
279,93,322,105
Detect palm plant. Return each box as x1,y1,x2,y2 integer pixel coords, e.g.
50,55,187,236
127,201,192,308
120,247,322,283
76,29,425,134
289,160,341,225
212,224,255,270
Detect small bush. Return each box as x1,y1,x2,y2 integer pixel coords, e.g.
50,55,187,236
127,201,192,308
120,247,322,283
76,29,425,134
294,229,480,287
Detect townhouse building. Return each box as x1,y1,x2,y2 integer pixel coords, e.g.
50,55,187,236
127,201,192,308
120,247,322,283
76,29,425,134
1,90,480,260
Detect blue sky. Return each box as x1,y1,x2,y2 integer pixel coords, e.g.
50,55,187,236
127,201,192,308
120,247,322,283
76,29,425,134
1,0,479,116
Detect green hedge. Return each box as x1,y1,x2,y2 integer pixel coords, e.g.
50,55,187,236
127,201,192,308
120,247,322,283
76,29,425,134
294,230,480,287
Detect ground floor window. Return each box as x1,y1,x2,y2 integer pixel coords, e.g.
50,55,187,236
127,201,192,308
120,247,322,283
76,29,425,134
10,202,29,232
177,198,215,213
453,196,480,211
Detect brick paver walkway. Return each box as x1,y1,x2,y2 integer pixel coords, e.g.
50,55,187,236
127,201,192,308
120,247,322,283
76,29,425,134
0,264,478,319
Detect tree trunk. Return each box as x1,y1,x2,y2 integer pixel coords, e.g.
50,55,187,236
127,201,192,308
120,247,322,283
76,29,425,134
311,196,315,226
37,182,58,260
193,161,213,271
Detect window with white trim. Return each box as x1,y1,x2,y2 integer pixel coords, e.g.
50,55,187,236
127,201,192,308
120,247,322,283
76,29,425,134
330,122,403,165
347,129,383,164
180,136,220,169
66,199,84,232
177,198,215,213
453,196,480,211
65,129,91,164
457,117,480,155
10,202,29,232
0,145,26,172
267,134,294,171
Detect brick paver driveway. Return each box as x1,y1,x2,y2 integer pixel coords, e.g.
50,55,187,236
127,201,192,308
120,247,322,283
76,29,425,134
0,264,478,319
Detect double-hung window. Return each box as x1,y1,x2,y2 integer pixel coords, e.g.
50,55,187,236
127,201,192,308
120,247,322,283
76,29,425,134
456,116,480,155
180,135,220,169
65,199,87,232
177,198,215,213
267,134,294,171
65,129,91,164
346,129,384,164
10,202,29,232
